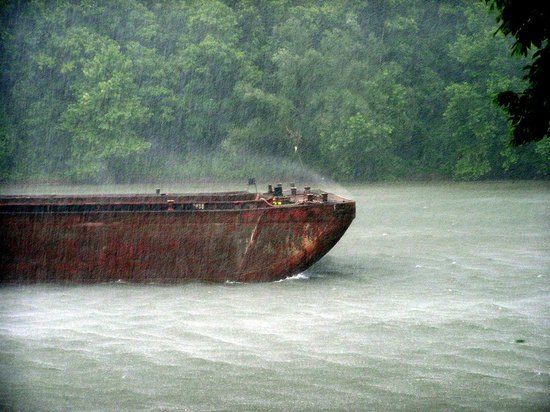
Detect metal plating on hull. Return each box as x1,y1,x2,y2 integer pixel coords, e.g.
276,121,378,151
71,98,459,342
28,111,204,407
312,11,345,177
0,188,355,283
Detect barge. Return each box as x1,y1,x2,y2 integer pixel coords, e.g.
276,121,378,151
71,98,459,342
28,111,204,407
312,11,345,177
0,184,355,283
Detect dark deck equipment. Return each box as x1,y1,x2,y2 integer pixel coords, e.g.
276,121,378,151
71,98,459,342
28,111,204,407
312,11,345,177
0,188,355,283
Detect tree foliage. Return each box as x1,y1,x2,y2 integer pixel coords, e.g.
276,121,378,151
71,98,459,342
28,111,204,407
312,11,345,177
483,0,549,145
0,0,547,183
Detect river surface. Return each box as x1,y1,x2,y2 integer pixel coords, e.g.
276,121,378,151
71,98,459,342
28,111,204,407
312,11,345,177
0,182,548,411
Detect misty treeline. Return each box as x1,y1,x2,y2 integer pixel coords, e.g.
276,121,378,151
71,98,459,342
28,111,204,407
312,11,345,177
1,0,548,183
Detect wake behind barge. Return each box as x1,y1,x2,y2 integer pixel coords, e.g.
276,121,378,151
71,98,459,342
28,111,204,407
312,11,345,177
0,184,355,283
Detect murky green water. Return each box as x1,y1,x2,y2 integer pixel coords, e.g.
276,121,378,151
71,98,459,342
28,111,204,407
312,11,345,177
1,182,548,410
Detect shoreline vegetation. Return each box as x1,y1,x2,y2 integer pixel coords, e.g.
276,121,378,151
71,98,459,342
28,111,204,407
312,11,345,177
1,1,548,185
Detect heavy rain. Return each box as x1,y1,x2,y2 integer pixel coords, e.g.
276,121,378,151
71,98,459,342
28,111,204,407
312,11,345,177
0,1,549,410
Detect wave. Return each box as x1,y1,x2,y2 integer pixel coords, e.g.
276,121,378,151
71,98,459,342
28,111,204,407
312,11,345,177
275,272,311,282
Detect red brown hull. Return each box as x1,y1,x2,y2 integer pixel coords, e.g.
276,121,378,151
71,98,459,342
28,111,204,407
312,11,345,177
0,190,355,283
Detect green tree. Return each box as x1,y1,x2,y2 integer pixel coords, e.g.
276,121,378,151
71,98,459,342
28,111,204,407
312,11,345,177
61,38,150,181
0,0,547,182
483,0,549,145
442,2,546,179
320,113,394,180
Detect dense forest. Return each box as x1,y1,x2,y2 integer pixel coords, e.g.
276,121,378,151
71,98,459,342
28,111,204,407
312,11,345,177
0,0,548,183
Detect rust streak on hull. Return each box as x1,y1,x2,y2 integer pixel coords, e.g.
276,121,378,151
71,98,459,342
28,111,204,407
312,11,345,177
0,190,355,283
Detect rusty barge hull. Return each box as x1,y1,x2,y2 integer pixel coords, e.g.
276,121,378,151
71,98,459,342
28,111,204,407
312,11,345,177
0,190,355,283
